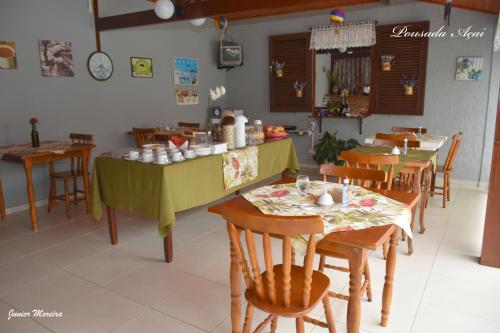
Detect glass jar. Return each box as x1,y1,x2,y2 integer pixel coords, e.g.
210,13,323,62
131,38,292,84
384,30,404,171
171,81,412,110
254,120,265,144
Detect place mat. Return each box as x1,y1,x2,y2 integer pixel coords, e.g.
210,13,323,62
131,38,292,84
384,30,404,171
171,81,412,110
243,181,411,254
223,146,258,189
0,141,72,160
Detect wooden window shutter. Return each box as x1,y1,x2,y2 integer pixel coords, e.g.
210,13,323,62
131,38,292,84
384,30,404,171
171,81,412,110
269,32,314,113
370,21,429,115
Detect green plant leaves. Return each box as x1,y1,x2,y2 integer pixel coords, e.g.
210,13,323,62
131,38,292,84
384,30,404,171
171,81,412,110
313,131,361,165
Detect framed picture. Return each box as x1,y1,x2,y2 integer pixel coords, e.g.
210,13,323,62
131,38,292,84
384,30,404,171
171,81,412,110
174,57,199,85
131,57,153,78
38,40,75,77
175,88,199,105
456,57,483,81
0,41,18,70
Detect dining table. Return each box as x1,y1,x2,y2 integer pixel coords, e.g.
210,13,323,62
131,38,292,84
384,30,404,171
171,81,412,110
91,138,299,263
0,141,95,230
364,134,447,151
208,178,414,333
351,146,437,235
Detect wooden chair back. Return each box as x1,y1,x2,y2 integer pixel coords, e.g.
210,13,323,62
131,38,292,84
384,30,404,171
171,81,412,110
391,126,428,134
443,132,463,171
221,204,323,309
319,164,387,189
132,128,157,148
154,134,170,144
375,133,417,141
340,150,400,190
178,122,200,129
69,133,93,175
373,138,420,148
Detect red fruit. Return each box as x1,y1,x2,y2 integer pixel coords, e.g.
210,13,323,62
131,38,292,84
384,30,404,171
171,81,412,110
359,198,377,207
232,157,240,169
271,189,289,197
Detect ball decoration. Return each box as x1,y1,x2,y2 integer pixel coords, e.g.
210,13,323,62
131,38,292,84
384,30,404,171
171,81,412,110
190,17,206,26
330,8,345,24
154,0,175,19
214,16,228,31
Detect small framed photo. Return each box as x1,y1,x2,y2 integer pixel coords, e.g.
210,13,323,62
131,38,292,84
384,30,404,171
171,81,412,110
131,57,153,78
456,57,483,81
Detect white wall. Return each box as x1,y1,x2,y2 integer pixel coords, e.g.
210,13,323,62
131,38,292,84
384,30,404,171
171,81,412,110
0,0,226,207
226,2,500,183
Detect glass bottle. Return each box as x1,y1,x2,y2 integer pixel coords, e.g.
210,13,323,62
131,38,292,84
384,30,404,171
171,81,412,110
31,125,40,147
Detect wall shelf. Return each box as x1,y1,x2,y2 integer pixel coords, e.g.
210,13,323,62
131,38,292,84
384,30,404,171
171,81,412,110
310,113,368,135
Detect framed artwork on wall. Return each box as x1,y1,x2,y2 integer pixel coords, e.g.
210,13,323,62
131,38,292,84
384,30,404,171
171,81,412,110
173,57,199,85
175,88,199,105
456,57,483,81
0,41,18,69
38,40,75,77
131,57,153,78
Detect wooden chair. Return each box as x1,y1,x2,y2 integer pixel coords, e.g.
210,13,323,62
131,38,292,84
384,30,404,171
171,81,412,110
221,204,336,333
153,133,171,144
375,133,417,141
391,126,428,134
430,132,463,208
48,133,93,218
132,127,157,148
178,122,200,129
373,138,420,149
0,178,6,220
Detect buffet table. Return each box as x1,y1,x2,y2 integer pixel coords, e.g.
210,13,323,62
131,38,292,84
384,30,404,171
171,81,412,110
91,139,299,262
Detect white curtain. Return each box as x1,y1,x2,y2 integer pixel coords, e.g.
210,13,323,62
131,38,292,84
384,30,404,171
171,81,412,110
310,21,376,51
494,12,500,52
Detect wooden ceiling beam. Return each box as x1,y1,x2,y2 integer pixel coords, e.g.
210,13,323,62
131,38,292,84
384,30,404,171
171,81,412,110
96,0,377,31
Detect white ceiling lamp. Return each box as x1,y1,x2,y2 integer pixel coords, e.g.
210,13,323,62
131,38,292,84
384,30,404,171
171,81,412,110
154,0,176,20
190,17,206,26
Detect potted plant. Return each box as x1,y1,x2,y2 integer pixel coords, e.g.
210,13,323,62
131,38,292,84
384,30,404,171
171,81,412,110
294,81,307,97
313,131,360,165
326,70,339,94
272,61,285,77
400,75,417,96
380,54,395,71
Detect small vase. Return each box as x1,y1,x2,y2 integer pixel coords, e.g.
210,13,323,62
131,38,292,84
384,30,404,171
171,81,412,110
275,68,283,77
403,85,414,96
31,125,40,147
381,61,392,71
295,89,304,98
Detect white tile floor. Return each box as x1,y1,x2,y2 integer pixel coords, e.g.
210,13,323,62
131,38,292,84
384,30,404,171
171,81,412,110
0,180,499,333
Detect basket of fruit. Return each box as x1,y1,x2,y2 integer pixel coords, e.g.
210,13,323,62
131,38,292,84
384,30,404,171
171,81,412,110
264,125,288,140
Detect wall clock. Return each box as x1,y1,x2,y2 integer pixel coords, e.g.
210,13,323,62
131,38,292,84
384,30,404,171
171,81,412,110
87,51,113,81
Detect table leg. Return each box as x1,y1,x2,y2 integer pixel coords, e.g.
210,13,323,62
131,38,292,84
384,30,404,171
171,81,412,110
106,206,118,245
24,159,38,231
230,238,242,333
407,206,417,255
346,247,365,333
81,149,91,214
419,166,431,234
164,227,173,263
381,229,398,326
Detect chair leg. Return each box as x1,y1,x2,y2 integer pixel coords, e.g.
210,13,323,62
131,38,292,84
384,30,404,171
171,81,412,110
73,176,78,205
296,317,305,333
242,303,254,333
382,241,389,260
401,229,407,241
430,170,436,197
442,173,448,208
63,179,71,218
322,295,336,333
363,260,372,302
0,180,5,220
446,174,451,202
408,206,417,255
271,317,278,333
319,255,326,272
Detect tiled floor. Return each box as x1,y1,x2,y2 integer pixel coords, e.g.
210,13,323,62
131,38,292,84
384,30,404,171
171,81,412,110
1,180,499,333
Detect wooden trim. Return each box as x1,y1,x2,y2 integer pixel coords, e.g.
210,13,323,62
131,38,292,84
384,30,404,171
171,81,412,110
420,0,500,15
92,0,101,51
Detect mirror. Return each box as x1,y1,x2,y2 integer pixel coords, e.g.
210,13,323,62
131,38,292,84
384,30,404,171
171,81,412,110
314,47,372,117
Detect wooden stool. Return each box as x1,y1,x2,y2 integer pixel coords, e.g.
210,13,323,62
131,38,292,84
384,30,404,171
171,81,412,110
48,133,93,218
222,204,336,333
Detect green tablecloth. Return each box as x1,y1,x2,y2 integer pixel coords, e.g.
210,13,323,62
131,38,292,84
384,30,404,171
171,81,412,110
351,146,437,174
92,139,299,237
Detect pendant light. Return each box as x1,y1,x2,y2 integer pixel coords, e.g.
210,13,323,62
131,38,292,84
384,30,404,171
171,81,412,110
154,0,175,20
190,17,206,26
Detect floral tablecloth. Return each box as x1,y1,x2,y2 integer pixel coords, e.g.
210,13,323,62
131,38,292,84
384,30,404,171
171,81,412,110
223,146,258,189
243,181,412,253
0,141,72,160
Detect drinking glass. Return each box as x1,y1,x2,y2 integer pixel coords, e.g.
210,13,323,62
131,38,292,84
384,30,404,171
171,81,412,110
296,175,310,194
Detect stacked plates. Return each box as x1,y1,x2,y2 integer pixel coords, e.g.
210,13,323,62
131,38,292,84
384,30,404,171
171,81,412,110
194,146,212,156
